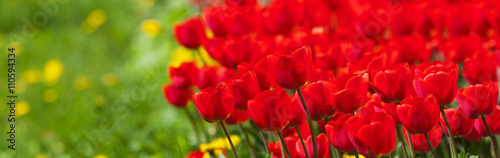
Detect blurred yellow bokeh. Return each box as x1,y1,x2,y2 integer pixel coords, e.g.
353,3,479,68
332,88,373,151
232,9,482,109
44,89,58,103
82,9,107,33
74,76,93,91
44,59,63,85
95,95,106,107
23,70,42,84
94,155,108,158
101,73,118,87
199,135,240,152
141,19,162,37
17,101,30,116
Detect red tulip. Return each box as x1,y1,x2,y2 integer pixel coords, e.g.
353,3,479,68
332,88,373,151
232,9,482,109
439,34,482,62
347,112,396,158
173,17,206,49
229,70,261,110
472,106,500,136
464,120,485,141
286,94,307,128
193,82,235,123
202,6,227,36
299,81,338,121
267,46,312,90
440,107,474,137
397,94,440,134
238,58,276,91
225,6,260,36
162,84,192,108
225,0,257,7
331,73,369,113
186,150,207,158
414,60,458,106
404,125,443,153
372,63,413,103
196,66,219,89
268,136,300,158
462,52,498,85
456,82,499,119
325,113,356,152
262,0,305,34
224,108,250,125
248,88,291,131
296,133,330,158
169,62,198,89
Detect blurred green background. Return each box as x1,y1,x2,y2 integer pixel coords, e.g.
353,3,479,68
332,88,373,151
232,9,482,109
0,0,258,157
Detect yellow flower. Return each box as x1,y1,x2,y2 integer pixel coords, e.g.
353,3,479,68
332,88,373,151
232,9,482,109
44,59,63,85
17,101,30,116
94,155,107,158
141,19,161,36
95,95,106,107
101,73,117,87
74,76,93,91
44,89,58,103
200,135,240,152
82,9,107,33
344,154,365,158
23,70,42,84
35,155,49,158
6,41,22,56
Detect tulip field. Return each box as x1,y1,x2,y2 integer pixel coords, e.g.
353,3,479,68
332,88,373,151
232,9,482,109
165,0,500,158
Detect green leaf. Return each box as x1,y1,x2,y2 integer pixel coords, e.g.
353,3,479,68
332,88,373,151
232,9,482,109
218,153,227,158
458,150,479,158
265,153,273,158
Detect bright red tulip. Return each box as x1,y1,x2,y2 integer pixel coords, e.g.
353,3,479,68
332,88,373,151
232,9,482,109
202,6,227,36
196,66,219,89
397,94,440,134
173,17,206,49
224,108,250,125
225,0,257,7
286,94,307,128
193,82,235,123
186,150,206,158
268,136,300,158
472,106,500,136
238,58,276,91
414,60,458,105
248,88,291,131
299,81,338,121
456,82,499,119
169,62,198,89
404,125,443,153
464,121,485,141
267,46,312,90
440,107,474,137
372,63,413,103
262,0,305,34
225,6,260,36
439,34,482,62
325,113,356,152
162,84,192,108
462,52,498,85
331,73,369,113
229,70,261,110
296,133,330,158
347,112,397,158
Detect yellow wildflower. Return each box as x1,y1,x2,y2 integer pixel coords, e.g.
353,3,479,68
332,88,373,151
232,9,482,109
44,59,63,85
141,19,161,36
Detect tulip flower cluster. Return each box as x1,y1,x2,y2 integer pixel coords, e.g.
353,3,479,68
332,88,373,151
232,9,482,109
163,0,500,158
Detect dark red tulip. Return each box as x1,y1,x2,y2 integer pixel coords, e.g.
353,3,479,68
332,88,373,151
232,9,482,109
440,107,474,137
173,17,206,49
248,88,291,131
325,113,356,152
372,63,413,103
267,46,312,90
169,62,198,89
268,136,300,158
162,84,192,108
202,6,227,36
262,0,305,34
193,82,235,123
296,133,330,158
472,106,500,136
229,70,261,110
286,94,307,128
414,60,458,106
224,108,250,125
331,73,369,113
456,82,499,119
404,125,443,153
299,81,338,121
397,94,440,134
347,112,397,158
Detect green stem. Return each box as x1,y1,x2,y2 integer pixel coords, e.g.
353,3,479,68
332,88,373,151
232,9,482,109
219,121,238,158
461,137,468,151
296,127,309,158
354,152,359,158
406,129,415,158
440,106,458,158
184,107,201,145
195,48,207,65
481,116,500,158
297,89,319,158
259,130,270,154
277,131,292,158
239,124,256,158
396,125,410,158
425,132,436,158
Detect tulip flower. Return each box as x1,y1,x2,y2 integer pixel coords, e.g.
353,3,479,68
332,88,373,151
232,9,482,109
325,113,356,152
202,6,227,36
397,94,440,134
162,84,192,108
296,133,330,158
464,121,485,141
440,107,474,137
267,46,312,90
404,125,443,153
372,63,413,103
193,82,235,123
299,81,338,121
229,70,261,110
413,60,458,106
169,62,198,89
262,0,305,34
287,94,307,128
268,136,300,158
472,106,500,136
456,82,499,119
347,112,397,157
331,73,369,113
462,52,498,85
224,109,250,125
248,88,291,131
173,17,206,49
238,58,276,91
